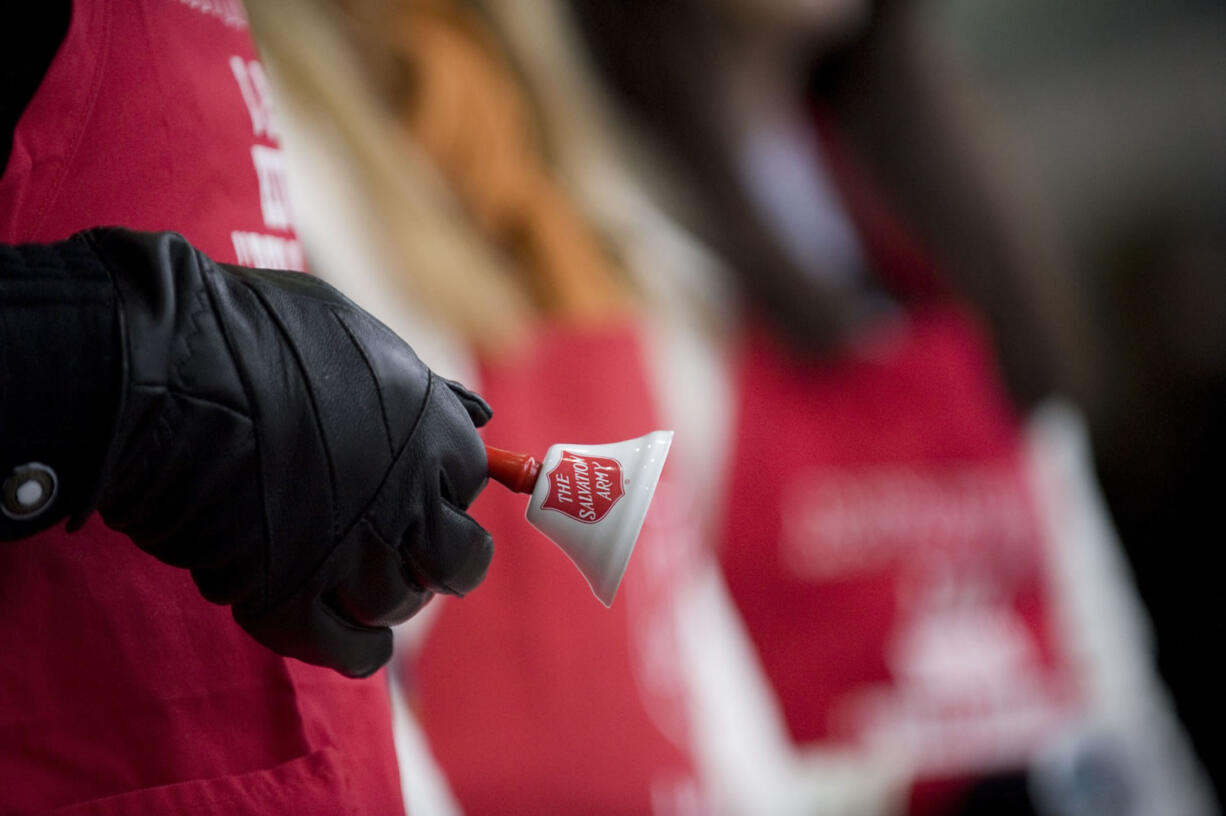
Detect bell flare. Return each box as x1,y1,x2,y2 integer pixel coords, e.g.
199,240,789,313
524,430,674,606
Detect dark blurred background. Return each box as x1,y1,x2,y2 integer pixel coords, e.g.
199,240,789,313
928,0,1226,795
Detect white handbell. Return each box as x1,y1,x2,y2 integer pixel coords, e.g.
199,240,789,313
486,431,674,606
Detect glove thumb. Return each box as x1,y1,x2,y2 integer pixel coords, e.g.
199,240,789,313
442,377,492,428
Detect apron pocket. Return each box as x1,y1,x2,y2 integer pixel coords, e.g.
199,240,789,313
47,747,346,816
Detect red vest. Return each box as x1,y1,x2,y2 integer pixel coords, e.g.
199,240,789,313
407,325,706,815
0,3,401,812
722,312,1078,810
715,118,1079,812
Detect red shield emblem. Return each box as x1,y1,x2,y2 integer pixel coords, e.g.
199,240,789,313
541,451,626,524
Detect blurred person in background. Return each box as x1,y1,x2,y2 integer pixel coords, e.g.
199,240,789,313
925,0,1226,796
250,0,1218,813
517,1,1217,813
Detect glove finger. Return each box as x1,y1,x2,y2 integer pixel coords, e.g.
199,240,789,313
429,386,492,509
237,593,395,679
401,500,493,596
329,535,432,628
442,377,492,428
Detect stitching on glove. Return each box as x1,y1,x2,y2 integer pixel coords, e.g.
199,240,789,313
363,516,426,593
198,269,274,612
173,283,210,392
334,372,440,542
331,308,395,458
118,384,184,495
404,368,437,452
241,279,341,544
397,537,436,595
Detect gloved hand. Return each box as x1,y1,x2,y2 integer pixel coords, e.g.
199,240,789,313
1,228,493,677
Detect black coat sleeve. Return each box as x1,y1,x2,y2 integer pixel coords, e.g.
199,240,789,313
0,236,120,537
1,5,119,536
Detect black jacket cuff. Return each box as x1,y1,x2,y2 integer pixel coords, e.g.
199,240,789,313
0,235,121,538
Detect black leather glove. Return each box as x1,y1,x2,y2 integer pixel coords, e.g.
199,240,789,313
1,228,493,677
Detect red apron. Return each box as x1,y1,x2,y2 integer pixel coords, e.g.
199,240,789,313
406,325,706,815
0,3,401,813
715,118,1081,813
721,313,1078,790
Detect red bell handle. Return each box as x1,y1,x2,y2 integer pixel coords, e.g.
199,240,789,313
485,445,542,494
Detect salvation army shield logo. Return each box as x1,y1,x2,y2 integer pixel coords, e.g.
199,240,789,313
542,451,625,524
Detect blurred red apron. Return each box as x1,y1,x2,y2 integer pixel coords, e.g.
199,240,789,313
407,325,705,815
723,310,1079,810
0,2,401,812
715,120,1081,812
